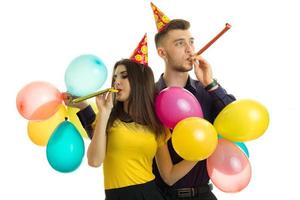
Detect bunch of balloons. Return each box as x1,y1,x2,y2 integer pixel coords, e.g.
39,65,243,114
155,87,269,193
207,99,269,192
16,55,107,173
155,87,218,161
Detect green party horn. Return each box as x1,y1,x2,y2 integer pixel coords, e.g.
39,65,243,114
72,88,119,103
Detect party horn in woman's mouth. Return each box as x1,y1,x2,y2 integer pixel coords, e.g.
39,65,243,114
196,23,231,55
72,88,119,103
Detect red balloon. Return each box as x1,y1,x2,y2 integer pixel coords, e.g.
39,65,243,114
207,139,251,193
16,81,62,120
155,87,203,129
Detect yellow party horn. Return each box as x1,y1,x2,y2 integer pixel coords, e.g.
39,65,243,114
72,88,119,103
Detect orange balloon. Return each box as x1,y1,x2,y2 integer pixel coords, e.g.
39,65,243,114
28,105,68,146
172,117,218,161
16,81,62,120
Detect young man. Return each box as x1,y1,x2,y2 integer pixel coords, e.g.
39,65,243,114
150,3,235,200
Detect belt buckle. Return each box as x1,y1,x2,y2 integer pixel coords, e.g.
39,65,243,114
177,188,195,198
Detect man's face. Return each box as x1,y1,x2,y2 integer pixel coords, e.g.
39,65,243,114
159,29,195,72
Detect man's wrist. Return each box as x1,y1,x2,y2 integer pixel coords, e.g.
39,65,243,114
203,79,214,87
204,79,218,91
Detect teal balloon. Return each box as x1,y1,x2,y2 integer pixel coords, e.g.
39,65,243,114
46,121,85,173
235,142,249,158
217,135,249,157
65,54,107,96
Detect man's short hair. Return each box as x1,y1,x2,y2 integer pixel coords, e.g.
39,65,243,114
154,19,190,47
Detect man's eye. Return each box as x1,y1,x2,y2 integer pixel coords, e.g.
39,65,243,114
175,41,184,46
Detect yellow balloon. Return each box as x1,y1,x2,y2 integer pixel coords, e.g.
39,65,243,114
28,104,67,146
213,99,269,142
67,102,98,139
172,117,218,161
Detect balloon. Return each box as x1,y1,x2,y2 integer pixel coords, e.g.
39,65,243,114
172,117,218,161
16,81,62,120
65,55,107,96
155,87,203,129
67,102,98,139
46,121,85,173
214,99,269,142
218,135,249,157
207,139,251,193
28,105,68,146
235,142,249,158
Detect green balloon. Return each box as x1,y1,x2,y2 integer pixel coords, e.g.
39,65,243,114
46,120,85,173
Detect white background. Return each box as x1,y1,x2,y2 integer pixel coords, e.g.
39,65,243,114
1,0,300,199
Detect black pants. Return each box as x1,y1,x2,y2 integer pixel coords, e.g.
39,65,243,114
105,180,167,200
169,191,217,200
161,185,217,200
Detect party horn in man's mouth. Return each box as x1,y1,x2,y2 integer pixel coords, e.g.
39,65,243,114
196,23,231,55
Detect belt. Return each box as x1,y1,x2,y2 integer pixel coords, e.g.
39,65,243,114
174,183,213,198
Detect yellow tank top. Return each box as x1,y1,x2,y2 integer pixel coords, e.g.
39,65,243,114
103,120,160,189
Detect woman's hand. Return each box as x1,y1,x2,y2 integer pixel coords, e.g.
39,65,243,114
62,92,89,110
95,92,113,118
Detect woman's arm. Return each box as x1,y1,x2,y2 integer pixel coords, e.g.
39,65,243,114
87,115,109,167
87,92,113,167
155,144,197,186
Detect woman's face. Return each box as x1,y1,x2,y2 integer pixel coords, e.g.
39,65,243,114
113,64,131,103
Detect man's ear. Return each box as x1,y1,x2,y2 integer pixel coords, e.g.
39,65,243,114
157,47,166,60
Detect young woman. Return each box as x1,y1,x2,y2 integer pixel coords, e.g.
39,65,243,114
85,58,197,200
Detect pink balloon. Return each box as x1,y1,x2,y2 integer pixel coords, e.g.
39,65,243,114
155,87,203,129
207,139,251,193
16,81,62,120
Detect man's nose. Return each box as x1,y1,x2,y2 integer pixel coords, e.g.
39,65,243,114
186,44,193,53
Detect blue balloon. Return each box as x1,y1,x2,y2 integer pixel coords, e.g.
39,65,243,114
217,135,249,157
235,142,250,158
65,54,107,96
46,120,85,173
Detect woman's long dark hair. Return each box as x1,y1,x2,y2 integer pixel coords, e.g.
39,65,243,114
106,59,164,138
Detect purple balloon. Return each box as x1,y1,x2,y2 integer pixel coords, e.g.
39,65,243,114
155,87,203,129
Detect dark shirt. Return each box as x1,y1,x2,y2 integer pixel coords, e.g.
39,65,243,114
76,74,235,190
77,105,95,139
152,74,235,191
